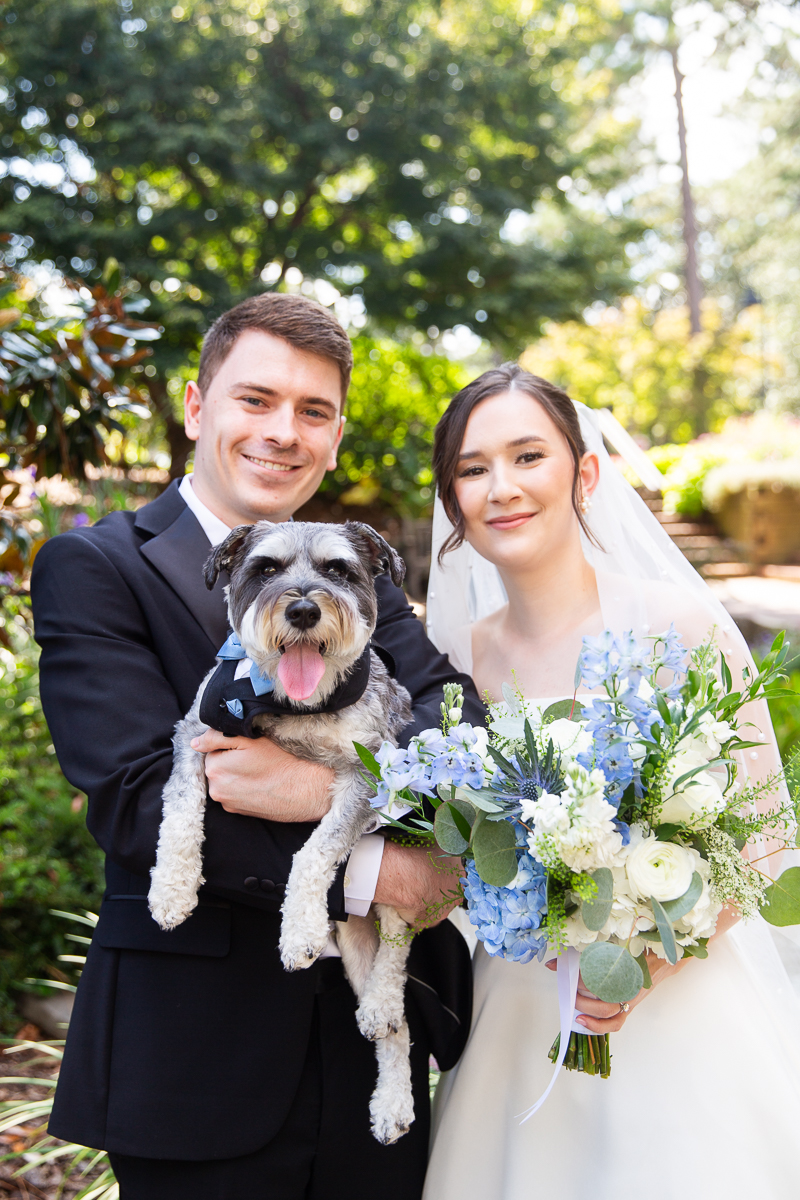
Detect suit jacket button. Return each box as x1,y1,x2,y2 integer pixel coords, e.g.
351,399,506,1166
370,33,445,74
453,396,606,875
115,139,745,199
260,879,276,892
244,876,259,891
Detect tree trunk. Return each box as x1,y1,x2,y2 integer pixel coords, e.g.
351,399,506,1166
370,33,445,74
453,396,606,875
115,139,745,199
147,378,193,481
671,46,703,336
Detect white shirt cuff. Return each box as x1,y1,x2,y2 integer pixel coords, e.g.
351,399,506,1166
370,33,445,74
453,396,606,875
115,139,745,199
343,834,385,917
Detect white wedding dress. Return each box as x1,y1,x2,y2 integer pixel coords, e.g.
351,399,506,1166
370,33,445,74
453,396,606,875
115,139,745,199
422,404,800,1199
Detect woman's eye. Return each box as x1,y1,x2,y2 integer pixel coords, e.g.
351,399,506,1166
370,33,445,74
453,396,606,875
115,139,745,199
458,465,486,478
518,451,545,464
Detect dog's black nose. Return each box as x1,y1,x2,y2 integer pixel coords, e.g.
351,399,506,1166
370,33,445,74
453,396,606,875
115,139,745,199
285,597,321,630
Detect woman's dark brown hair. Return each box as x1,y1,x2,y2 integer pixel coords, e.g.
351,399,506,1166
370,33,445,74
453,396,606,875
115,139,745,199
432,362,594,562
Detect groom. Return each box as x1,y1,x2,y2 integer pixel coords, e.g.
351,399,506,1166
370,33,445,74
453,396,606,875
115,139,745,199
31,293,481,1200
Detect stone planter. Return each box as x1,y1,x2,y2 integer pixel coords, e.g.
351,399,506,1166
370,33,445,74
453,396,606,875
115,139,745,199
714,485,800,565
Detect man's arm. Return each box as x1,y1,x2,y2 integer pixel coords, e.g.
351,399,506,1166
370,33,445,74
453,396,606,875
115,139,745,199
31,531,340,910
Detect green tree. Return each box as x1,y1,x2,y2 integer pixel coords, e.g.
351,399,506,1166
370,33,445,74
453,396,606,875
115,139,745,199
1,0,640,470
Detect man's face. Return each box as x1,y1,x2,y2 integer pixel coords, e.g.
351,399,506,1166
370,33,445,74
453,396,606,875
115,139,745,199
184,329,345,526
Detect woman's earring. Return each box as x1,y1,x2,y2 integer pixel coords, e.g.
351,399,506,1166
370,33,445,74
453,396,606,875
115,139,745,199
580,495,592,515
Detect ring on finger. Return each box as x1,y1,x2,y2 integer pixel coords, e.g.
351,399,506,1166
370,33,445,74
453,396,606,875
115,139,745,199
618,1001,630,1015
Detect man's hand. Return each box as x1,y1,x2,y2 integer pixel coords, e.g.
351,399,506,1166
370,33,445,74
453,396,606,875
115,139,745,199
373,841,465,928
191,730,334,822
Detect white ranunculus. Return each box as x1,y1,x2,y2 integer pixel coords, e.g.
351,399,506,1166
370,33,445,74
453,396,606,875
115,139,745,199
624,835,695,902
540,718,592,763
659,767,727,830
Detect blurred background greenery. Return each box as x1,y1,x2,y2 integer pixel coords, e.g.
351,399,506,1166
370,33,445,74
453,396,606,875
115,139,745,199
0,0,800,1037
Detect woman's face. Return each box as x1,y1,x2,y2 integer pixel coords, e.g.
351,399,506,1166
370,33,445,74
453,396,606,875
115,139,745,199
453,390,598,573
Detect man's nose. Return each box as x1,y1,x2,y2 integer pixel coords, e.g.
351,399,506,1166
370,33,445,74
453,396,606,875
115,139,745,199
262,400,300,447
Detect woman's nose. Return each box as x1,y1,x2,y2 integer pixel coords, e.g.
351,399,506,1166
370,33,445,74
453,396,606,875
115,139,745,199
487,463,522,505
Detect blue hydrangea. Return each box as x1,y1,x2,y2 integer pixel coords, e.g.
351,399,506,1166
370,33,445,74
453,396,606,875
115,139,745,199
461,851,548,964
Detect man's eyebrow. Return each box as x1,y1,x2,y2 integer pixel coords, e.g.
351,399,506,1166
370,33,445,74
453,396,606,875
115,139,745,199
458,435,547,461
231,383,338,411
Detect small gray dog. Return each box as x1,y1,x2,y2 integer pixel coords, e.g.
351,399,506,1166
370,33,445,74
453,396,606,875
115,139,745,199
148,519,418,1144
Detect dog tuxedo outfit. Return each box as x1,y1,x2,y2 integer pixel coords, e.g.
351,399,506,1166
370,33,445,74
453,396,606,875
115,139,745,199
31,479,481,1200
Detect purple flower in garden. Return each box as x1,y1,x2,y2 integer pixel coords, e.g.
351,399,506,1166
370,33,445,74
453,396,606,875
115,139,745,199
72,512,91,527
0,572,14,587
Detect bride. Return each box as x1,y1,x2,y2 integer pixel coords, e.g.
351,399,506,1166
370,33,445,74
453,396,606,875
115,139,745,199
422,363,800,1200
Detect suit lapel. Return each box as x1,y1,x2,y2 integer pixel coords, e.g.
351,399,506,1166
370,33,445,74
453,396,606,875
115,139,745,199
136,482,230,652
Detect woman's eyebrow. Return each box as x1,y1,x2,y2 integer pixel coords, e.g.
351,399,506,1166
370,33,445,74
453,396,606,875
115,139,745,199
458,434,547,461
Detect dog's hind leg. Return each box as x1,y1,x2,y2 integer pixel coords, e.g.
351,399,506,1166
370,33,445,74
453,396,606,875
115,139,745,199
280,772,375,971
336,914,380,1000
369,1021,415,1144
355,904,412,1042
148,700,211,929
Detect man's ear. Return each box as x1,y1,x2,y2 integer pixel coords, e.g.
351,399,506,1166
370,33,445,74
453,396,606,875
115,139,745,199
344,522,406,588
203,525,253,589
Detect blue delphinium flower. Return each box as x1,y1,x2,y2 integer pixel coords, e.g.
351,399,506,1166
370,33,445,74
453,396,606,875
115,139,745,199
461,850,548,965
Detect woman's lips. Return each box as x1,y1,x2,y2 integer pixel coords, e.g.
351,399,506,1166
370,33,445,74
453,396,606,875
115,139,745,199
486,512,535,530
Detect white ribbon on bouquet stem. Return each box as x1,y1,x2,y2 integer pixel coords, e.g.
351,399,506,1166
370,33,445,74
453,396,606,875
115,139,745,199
518,947,586,1123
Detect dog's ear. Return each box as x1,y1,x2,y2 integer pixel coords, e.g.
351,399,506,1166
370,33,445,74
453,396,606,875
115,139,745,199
203,525,253,590
345,522,406,588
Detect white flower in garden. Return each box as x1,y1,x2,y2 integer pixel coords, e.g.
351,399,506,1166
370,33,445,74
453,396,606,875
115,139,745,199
527,763,623,873
659,764,727,830
624,835,695,902
539,718,592,764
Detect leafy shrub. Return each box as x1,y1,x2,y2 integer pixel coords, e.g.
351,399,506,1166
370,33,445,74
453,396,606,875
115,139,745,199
0,621,104,1033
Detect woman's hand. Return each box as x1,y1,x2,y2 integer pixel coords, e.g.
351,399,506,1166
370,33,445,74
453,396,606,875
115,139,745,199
546,905,741,1033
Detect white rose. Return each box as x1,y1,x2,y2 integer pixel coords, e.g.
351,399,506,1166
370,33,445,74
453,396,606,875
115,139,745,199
540,718,592,763
624,835,695,902
659,768,727,830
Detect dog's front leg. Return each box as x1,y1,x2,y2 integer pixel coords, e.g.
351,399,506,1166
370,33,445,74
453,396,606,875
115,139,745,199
355,904,412,1042
369,1020,415,1144
279,770,375,971
148,688,212,929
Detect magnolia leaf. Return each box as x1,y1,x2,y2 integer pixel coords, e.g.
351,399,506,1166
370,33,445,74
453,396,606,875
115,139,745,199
472,817,517,887
581,867,614,932
761,867,800,927
660,872,703,923
434,799,475,856
650,897,679,965
542,699,585,723
579,942,644,1004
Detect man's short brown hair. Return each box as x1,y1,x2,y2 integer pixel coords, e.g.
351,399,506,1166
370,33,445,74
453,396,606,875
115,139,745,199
197,292,354,402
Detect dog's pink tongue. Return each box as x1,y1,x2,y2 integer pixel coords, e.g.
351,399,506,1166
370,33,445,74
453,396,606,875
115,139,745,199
277,644,326,701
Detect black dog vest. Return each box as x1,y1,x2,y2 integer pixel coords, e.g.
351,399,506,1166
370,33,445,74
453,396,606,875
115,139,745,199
199,638,395,739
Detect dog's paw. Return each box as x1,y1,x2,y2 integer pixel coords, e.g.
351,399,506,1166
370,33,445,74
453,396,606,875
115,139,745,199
369,1088,415,1145
356,997,403,1041
279,919,331,971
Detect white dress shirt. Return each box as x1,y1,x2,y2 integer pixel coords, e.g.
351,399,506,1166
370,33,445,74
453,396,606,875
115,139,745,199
178,475,384,928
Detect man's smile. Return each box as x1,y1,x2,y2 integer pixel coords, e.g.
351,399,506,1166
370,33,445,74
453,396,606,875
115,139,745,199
242,453,301,473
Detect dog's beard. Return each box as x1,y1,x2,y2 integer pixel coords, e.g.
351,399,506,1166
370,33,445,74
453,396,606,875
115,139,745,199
238,588,372,704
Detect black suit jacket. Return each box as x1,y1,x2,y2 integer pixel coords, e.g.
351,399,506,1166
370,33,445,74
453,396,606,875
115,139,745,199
31,482,482,1159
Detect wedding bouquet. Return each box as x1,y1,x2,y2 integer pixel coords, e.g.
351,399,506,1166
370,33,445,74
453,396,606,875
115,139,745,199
356,627,800,1082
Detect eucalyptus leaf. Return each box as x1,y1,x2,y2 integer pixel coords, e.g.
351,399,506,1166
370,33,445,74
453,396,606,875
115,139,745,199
472,818,518,887
581,867,614,932
650,896,679,965
635,952,652,989
542,699,585,723
660,872,703,923
681,939,709,959
455,785,504,813
434,799,476,856
574,654,583,691
761,867,800,927
579,942,644,1004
